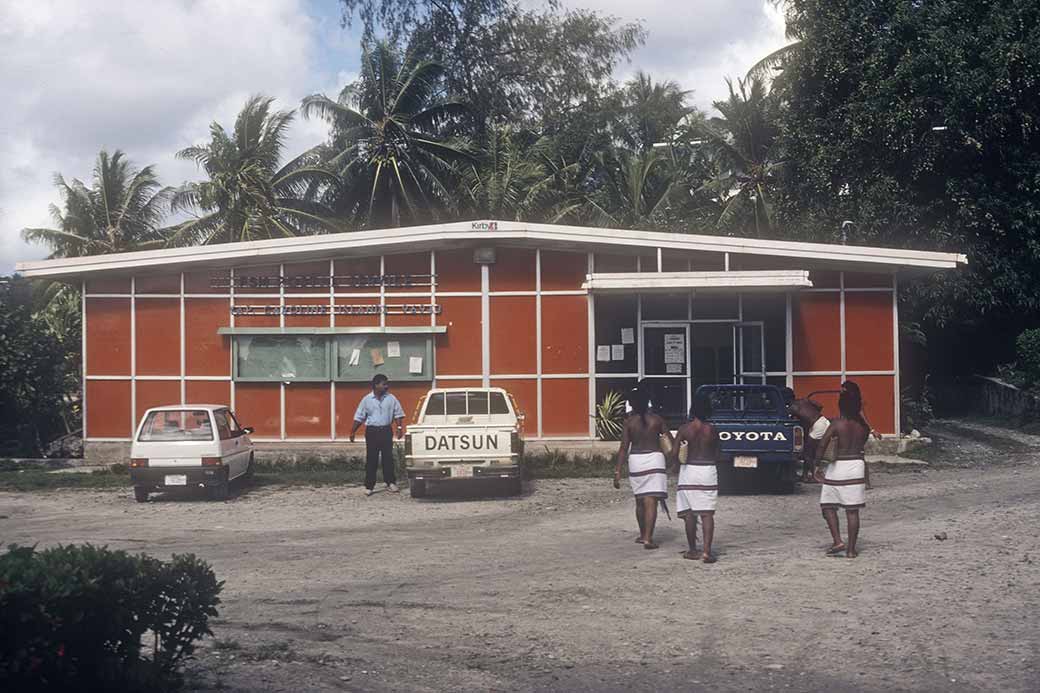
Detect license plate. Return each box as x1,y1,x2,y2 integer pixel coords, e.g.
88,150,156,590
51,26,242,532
164,474,188,486
451,465,473,478
734,456,758,469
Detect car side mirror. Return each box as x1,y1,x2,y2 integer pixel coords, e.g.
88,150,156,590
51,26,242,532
243,426,254,435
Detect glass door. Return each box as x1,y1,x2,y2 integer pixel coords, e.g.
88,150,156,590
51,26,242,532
733,322,766,385
641,325,690,428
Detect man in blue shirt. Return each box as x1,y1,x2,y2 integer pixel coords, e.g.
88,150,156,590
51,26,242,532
350,374,406,495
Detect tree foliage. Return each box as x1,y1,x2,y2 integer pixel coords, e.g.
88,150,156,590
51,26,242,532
302,41,473,228
21,150,171,258
0,277,76,457
775,0,1040,322
336,0,645,131
169,95,341,245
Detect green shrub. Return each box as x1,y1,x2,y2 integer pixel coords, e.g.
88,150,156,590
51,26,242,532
0,544,222,691
900,385,935,433
1016,328,1040,385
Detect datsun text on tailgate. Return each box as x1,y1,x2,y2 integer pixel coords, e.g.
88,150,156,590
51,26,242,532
404,388,525,498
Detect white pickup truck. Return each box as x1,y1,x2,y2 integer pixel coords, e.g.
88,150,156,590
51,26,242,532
404,387,525,498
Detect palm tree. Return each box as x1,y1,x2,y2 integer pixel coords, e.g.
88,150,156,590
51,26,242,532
22,149,171,257
695,77,783,235
586,148,674,230
613,72,694,151
301,41,473,228
168,95,340,246
461,126,580,222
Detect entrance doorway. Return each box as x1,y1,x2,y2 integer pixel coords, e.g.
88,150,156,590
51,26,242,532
642,322,766,426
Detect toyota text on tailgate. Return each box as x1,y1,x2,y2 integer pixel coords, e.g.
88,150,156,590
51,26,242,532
698,384,804,494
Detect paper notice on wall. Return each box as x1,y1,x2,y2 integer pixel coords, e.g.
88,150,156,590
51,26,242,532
371,348,385,366
349,348,361,366
596,345,610,362
387,341,401,358
621,328,634,344
611,344,625,361
666,362,683,374
409,356,423,374
664,333,685,364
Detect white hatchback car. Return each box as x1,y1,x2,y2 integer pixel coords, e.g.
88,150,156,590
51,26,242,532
129,405,255,502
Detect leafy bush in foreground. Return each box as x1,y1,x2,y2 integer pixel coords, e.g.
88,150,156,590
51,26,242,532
0,544,222,691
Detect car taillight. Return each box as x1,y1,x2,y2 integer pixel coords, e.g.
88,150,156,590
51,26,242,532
793,426,804,453
201,457,222,466
404,434,412,456
130,458,148,468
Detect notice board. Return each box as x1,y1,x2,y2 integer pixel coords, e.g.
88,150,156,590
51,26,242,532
335,334,433,382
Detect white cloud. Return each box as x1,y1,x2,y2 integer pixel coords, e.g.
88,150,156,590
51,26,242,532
568,0,789,111
1,0,787,271
0,0,339,271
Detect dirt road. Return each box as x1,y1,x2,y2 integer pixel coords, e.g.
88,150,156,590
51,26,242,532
2,421,1039,692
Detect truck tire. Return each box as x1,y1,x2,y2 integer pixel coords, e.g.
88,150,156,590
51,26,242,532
133,486,150,503
207,482,229,502
506,477,523,496
410,479,427,499
774,462,797,495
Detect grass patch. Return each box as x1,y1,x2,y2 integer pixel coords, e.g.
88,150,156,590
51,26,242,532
523,448,615,479
0,466,130,491
0,448,621,493
212,638,241,652
251,640,296,662
251,458,372,487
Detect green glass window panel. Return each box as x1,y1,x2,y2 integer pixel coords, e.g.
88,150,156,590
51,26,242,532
236,335,328,380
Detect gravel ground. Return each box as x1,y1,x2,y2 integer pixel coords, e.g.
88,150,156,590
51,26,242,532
1,420,1039,692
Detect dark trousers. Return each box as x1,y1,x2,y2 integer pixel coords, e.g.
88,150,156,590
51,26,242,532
365,426,396,489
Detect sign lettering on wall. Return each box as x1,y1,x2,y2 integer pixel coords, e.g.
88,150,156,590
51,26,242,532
230,304,443,316
211,273,435,290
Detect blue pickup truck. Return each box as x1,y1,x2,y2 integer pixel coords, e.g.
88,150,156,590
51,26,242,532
696,384,804,494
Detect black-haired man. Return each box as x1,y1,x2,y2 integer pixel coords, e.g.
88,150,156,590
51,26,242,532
671,392,720,563
350,374,405,496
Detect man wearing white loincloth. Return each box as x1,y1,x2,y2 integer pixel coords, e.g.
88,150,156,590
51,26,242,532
671,391,720,563
813,389,870,558
614,388,673,550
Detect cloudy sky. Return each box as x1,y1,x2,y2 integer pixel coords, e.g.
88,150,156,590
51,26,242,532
0,0,787,272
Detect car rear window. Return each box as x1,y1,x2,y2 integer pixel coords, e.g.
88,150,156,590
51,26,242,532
138,410,214,441
703,388,783,416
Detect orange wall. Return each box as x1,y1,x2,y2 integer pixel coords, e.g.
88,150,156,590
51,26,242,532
490,296,537,374
86,298,130,375
436,296,482,375
792,293,841,372
492,379,537,436
285,383,330,438
135,380,181,423
234,383,281,438
792,375,842,419
186,380,230,407
541,295,588,373
86,380,131,438
853,375,896,434
541,378,589,436
135,298,180,375
185,299,230,377
80,251,902,440
845,293,895,371
491,248,536,291
540,250,586,290
434,249,481,292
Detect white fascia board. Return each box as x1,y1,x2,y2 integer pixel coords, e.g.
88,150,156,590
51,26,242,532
15,219,967,279
583,270,813,292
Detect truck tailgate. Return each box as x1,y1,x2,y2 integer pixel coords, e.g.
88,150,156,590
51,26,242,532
712,419,796,459
408,425,516,462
